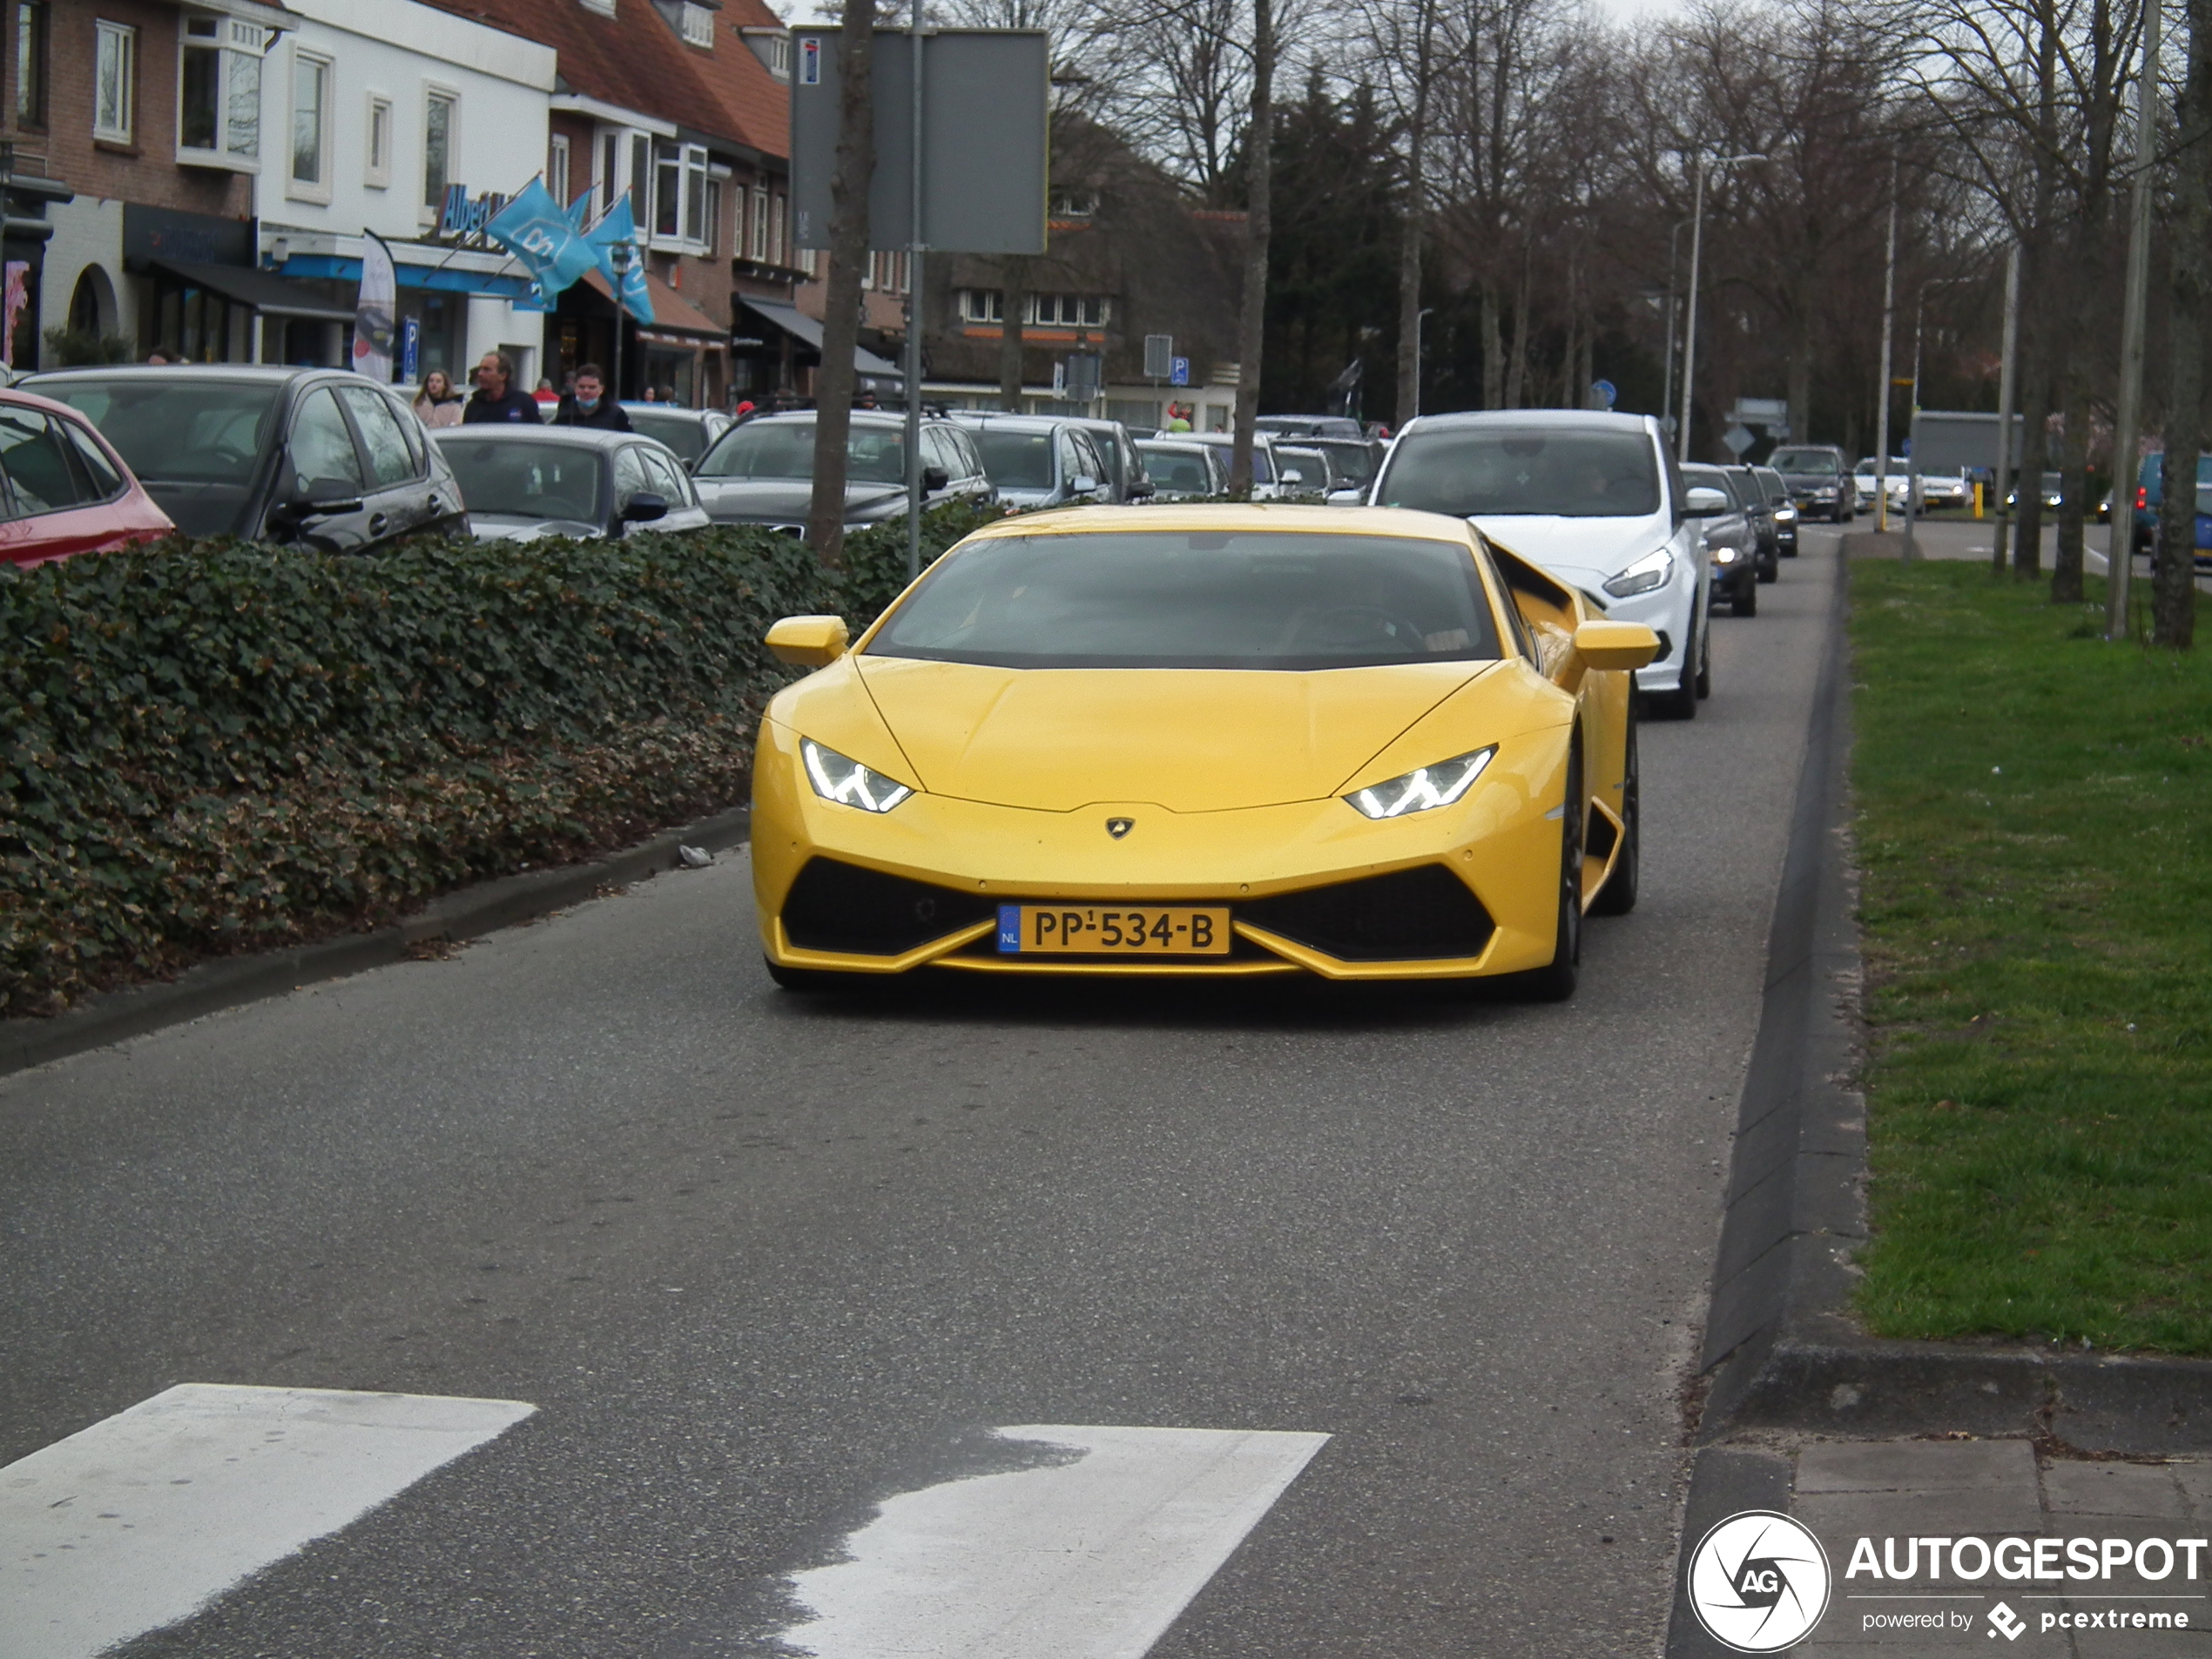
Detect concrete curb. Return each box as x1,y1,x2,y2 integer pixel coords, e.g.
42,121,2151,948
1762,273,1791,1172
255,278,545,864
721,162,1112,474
0,804,752,1081
1694,545,2212,1454
1663,1447,1793,1659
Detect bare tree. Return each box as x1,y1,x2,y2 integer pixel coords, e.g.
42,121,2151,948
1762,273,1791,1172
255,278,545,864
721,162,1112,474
2156,0,2208,647
1230,0,1278,490
806,3,883,569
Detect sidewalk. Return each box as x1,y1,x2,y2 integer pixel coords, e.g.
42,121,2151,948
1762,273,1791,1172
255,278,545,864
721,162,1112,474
1671,1437,2212,1654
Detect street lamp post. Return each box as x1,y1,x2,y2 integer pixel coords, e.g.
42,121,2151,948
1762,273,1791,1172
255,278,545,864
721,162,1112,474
1678,152,1765,463
609,240,633,401
1902,274,1973,563
1411,307,1433,420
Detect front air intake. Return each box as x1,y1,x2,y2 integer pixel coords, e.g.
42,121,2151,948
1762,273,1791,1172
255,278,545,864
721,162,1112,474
1239,865,1495,961
781,859,995,955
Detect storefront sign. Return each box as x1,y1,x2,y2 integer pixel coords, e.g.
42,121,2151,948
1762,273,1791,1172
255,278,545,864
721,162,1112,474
435,185,511,245
122,203,253,269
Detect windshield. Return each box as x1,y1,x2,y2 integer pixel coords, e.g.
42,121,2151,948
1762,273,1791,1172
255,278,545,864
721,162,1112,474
1314,441,1376,484
697,421,906,484
973,429,1057,489
1136,445,1217,494
1769,448,1839,475
41,378,281,484
867,530,1502,671
1379,427,1660,518
442,440,603,521
625,408,709,462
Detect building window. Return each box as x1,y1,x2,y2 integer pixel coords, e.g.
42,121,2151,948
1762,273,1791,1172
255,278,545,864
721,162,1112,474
423,89,455,211
959,289,1005,324
750,187,768,261
288,49,330,197
94,21,136,144
548,132,570,206
702,172,722,254
179,15,264,166
653,142,708,247
799,246,817,278
366,93,392,187
1030,294,1108,327
678,2,713,46
770,193,785,266
14,3,45,127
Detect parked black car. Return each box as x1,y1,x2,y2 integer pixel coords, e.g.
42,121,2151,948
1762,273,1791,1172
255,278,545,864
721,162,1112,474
23,364,467,550
1683,462,1761,616
690,411,995,532
1724,463,1782,582
1765,442,1853,523
432,427,713,543
1751,463,1798,556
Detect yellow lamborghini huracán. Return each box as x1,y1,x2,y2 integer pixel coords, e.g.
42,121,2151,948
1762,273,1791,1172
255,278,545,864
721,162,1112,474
752,504,1656,998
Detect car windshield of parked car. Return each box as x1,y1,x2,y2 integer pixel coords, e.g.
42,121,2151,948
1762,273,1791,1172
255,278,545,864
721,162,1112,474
971,430,1057,490
867,530,1502,671
1682,465,1743,508
1315,441,1377,485
442,440,603,521
1084,429,1124,480
1136,445,1216,495
1769,448,1839,475
1380,427,1660,518
40,377,281,485
696,421,905,484
624,408,708,462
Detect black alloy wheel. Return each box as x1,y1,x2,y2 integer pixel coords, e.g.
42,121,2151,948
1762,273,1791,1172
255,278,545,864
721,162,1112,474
1732,573,1758,617
1589,710,1639,917
1695,614,1714,698
1514,740,1584,1001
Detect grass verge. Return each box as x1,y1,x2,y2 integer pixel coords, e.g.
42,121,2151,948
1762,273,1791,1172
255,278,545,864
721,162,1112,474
1851,561,2212,1354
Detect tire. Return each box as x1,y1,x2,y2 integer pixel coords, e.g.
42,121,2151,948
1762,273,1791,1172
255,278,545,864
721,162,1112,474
1757,550,1779,582
1589,707,1639,917
1695,616,1713,698
1733,577,1758,617
1512,741,1583,1001
1647,613,1698,720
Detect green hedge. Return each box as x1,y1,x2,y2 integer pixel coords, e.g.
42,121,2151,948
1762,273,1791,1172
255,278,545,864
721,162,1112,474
0,501,1001,1017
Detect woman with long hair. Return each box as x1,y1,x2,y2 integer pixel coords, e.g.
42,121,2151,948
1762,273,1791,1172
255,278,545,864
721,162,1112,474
413,369,463,428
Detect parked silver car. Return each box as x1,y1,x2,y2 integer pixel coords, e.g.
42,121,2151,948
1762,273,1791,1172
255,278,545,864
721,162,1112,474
1058,415,1154,502
617,403,732,469
689,410,994,533
433,426,713,543
948,413,1112,509
1132,437,1228,500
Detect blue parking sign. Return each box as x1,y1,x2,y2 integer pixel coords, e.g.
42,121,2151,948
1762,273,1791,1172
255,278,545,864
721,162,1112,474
1170,356,1190,387
401,316,420,383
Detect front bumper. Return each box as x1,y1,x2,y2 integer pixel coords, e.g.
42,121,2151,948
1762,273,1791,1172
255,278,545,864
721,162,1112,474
752,717,1606,981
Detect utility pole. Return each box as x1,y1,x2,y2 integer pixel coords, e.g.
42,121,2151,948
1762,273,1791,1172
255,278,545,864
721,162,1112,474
1660,219,1687,447
1678,154,1763,463
1874,161,1898,534
1992,242,2020,577
2106,0,2163,639
1410,307,1433,420
1905,283,1925,561
903,0,926,582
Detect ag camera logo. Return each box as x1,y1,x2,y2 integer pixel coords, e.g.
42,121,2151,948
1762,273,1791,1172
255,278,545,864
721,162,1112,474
1688,1509,1831,1651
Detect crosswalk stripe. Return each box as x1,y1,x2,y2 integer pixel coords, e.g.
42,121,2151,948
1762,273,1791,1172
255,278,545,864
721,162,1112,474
0,1382,535,1659
779,1424,1331,1659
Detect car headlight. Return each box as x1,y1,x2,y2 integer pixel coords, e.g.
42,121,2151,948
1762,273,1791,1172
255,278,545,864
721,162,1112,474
1603,544,1673,597
1813,486,1838,498
802,738,914,813
1345,746,1495,819
1775,504,1797,521
1714,546,1740,563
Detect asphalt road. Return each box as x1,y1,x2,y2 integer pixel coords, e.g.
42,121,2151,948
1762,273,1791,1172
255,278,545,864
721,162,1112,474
1,531,1841,1659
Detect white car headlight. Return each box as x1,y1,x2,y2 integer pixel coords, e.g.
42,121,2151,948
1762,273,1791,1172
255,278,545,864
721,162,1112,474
1345,746,1495,819
802,738,914,813
1714,546,1740,563
1603,545,1673,597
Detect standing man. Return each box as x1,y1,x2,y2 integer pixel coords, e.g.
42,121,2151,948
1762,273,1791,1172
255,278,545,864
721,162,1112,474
549,364,631,430
462,351,542,424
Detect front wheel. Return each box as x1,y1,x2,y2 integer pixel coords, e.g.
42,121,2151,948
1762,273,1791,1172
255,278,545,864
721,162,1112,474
1732,577,1758,617
1511,742,1583,1001
1695,616,1714,697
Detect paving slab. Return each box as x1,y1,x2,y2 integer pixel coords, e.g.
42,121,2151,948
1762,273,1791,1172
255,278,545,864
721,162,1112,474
2040,1460,2193,1520
1796,1438,2036,1494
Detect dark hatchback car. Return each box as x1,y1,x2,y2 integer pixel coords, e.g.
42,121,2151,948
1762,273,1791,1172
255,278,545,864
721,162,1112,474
24,365,466,550
1723,463,1781,582
690,411,995,533
431,427,712,543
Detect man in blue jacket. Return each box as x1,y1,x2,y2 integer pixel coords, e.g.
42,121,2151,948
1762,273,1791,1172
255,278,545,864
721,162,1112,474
462,351,543,424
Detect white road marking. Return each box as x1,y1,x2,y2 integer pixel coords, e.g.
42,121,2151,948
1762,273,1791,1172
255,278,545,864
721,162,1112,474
780,1424,1330,1659
1,1383,534,1659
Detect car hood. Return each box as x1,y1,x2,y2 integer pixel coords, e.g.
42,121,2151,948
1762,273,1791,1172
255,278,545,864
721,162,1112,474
850,657,1492,812
693,479,906,521
1468,514,1672,579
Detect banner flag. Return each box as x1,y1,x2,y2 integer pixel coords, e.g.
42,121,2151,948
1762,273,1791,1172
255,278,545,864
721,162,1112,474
584,194,655,325
353,232,397,382
484,179,601,305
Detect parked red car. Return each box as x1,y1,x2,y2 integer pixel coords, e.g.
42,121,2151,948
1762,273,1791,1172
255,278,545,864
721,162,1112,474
0,385,173,566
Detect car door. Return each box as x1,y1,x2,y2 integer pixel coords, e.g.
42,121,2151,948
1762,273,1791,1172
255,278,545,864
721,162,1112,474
612,442,657,537
335,385,435,546
274,383,378,550
637,444,710,534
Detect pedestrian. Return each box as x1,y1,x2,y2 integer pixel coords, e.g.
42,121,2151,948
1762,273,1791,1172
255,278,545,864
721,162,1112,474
1166,402,1192,433
732,400,758,423
461,351,543,424
642,386,658,404
533,377,559,410
145,347,174,365
549,364,631,431
412,369,464,429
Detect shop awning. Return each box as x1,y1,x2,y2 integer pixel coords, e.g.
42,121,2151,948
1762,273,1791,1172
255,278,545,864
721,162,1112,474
581,270,726,343
152,260,354,321
739,297,904,379
274,253,543,303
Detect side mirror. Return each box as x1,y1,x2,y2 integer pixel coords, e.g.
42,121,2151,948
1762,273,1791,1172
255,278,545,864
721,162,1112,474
1683,485,1730,516
1280,468,1305,485
283,475,364,519
1069,474,1099,496
622,491,669,523
921,464,950,492
765,614,851,667
1326,487,1365,507
1572,619,1661,672
1130,475,1155,499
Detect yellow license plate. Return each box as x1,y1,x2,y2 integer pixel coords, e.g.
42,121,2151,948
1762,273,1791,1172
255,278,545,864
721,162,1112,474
997,904,1232,955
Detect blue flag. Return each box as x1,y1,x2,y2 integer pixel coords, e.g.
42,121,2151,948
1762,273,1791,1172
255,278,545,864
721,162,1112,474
586,194,655,326
484,179,599,304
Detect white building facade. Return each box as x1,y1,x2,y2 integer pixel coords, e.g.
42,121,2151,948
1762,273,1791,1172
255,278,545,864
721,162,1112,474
253,0,555,386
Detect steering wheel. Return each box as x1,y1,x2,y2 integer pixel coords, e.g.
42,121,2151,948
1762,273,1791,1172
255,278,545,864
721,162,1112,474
1283,604,1433,653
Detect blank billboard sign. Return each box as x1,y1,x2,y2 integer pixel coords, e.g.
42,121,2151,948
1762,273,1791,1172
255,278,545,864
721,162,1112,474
791,28,1048,256
1916,411,2027,475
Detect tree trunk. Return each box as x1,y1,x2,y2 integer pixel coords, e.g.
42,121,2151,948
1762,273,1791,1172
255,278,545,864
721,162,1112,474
2052,347,2089,604
2013,280,2051,578
1786,330,1812,454
997,258,1028,412
1504,246,1531,409
2156,0,2212,647
1393,0,1433,427
1229,0,1274,495
806,3,880,569
1480,280,1502,410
